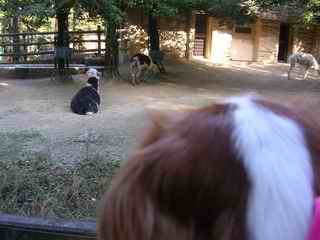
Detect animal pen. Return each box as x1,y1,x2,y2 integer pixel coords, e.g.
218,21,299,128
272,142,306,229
0,27,106,239
0,26,106,78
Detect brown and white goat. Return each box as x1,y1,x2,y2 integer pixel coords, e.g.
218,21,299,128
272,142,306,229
129,53,151,85
98,95,320,240
129,53,158,85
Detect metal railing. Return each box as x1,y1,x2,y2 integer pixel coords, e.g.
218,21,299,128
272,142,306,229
0,213,96,240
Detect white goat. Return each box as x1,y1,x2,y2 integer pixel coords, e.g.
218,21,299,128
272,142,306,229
288,52,320,80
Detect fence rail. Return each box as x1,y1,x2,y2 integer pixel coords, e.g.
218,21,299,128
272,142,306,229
0,30,105,37
0,26,106,63
0,213,96,240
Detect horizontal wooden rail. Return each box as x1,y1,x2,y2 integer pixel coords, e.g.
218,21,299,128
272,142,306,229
0,49,106,57
0,27,106,63
0,42,55,47
0,30,105,38
0,40,105,47
0,51,54,57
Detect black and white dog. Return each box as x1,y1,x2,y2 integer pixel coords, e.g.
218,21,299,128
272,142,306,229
70,68,101,115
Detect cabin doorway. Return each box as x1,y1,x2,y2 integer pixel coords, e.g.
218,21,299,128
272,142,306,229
278,23,290,62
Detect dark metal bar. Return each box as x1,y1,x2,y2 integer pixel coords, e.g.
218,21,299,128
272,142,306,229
0,214,96,238
22,33,28,62
97,26,102,56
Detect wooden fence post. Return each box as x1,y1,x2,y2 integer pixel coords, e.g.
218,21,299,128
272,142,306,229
97,25,101,56
23,33,27,62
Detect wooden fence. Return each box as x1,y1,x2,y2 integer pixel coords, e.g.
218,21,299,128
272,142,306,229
0,26,106,64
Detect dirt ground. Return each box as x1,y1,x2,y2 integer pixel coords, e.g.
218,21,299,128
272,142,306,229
1,59,320,164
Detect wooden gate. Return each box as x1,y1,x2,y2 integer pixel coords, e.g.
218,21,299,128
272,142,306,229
193,15,207,56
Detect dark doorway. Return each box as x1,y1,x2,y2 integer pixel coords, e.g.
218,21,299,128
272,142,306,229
193,15,207,56
278,23,290,62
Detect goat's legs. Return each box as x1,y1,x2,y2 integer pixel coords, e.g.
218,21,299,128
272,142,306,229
130,68,137,85
131,74,137,85
303,66,310,80
288,65,294,80
140,67,147,83
135,66,143,85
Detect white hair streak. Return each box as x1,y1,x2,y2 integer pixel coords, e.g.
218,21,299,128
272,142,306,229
230,96,313,240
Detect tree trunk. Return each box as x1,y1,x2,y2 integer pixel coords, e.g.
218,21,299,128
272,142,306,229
53,0,75,82
148,14,166,73
56,11,69,67
72,2,80,31
12,16,20,64
148,15,160,52
104,21,121,79
185,11,193,60
55,8,71,82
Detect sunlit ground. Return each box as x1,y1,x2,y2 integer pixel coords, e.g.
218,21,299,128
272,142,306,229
0,58,319,164
0,59,320,219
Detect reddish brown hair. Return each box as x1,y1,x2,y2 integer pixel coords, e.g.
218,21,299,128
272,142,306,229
98,96,320,240
98,103,250,240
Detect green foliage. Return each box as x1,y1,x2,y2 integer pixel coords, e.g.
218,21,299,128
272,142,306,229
126,0,182,16
0,0,319,32
123,0,254,24
124,0,320,24
199,0,256,23
0,0,54,32
253,0,320,23
302,0,320,23
0,0,52,17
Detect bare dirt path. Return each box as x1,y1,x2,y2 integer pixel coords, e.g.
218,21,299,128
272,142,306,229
0,59,319,164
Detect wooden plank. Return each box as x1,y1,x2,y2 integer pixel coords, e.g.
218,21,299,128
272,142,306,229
0,40,105,47
0,32,56,37
0,42,55,47
0,49,106,57
73,49,106,53
0,51,54,57
0,30,105,38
